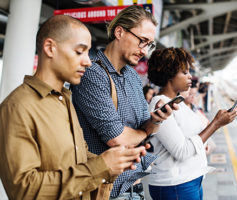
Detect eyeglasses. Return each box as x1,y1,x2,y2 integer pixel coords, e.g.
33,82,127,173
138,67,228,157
124,28,156,51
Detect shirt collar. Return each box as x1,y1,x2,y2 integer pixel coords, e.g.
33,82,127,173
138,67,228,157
24,75,71,98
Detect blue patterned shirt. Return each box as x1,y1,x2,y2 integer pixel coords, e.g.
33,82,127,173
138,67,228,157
71,49,157,197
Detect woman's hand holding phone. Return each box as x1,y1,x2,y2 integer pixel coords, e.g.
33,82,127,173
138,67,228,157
227,100,237,112
151,96,183,125
143,96,182,138
213,107,237,128
150,100,172,125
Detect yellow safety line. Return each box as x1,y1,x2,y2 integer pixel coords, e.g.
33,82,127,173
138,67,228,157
216,98,237,182
223,126,237,182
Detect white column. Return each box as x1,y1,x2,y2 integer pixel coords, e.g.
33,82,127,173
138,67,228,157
0,0,42,102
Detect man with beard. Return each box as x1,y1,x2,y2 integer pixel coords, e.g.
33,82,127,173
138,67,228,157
71,5,174,199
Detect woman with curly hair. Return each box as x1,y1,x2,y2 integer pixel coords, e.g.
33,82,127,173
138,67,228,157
145,47,237,200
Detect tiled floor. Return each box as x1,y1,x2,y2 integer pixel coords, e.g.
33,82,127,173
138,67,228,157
202,93,237,200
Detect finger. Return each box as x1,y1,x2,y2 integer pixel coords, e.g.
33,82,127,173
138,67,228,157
144,143,151,150
122,146,146,157
155,99,165,109
228,111,237,119
164,104,172,115
150,112,163,122
122,153,143,162
122,162,136,171
134,156,141,163
230,115,236,122
130,164,137,170
125,144,136,149
126,164,137,171
140,149,147,157
230,110,237,116
154,109,167,119
172,103,179,110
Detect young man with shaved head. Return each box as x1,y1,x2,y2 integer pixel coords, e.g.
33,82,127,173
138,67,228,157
0,15,147,200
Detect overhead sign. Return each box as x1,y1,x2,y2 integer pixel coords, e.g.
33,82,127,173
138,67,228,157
54,4,153,23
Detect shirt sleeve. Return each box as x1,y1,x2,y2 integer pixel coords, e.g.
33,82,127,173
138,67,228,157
0,102,113,200
149,96,204,161
72,64,124,143
136,72,150,126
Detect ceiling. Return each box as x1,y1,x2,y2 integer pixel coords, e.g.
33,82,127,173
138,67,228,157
162,0,237,73
0,0,237,74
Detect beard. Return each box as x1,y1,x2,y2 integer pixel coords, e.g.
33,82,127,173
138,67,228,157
124,55,139,67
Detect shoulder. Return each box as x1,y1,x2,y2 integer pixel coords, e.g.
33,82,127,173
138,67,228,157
126,66,140,78
82,61,109,81
149,95,171,112
151,95,170,105
0,83,35,113
124,66,143,88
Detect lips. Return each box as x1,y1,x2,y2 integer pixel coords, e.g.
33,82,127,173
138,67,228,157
77,70,85,76
134,54,142,60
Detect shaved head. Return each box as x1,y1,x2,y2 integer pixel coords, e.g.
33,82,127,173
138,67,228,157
36,15,87,54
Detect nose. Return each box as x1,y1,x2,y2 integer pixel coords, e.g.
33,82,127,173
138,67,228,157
83,54,92,68
140,46,149,56
188,72,192,79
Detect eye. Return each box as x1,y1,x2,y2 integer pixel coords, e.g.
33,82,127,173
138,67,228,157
140,39,147,45
183,70,188,75
76,51,82,55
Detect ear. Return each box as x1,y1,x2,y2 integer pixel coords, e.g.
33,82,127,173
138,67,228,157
114,26,124,40
43,38,57,58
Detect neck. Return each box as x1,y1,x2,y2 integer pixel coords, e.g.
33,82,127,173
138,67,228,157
104,42,126,74
159,85,178,99
35,62,64,92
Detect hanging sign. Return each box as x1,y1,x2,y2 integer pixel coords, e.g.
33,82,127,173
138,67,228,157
54,4,153,23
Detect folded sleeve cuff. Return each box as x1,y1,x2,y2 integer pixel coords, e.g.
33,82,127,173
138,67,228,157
189,135,204,155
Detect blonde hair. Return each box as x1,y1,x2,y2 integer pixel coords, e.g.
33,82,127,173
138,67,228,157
107,5,157,42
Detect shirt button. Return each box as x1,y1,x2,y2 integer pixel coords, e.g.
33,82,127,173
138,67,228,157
102,179,106,183
79,191,82,196
75,146,78,150
59,96,63,101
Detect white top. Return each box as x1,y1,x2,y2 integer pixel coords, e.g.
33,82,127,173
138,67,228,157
147,95,214,186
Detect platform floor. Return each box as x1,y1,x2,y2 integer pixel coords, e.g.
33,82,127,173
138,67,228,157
202,91,237,200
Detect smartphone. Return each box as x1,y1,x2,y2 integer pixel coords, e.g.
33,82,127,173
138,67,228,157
153,95,185,114
227,100,237,112
137,133,156,147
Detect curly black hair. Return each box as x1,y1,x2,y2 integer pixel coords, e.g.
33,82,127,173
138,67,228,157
143,85,153,97
147,47,194,87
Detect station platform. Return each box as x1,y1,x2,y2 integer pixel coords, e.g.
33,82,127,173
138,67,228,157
0,89,237,200
202,90,237,200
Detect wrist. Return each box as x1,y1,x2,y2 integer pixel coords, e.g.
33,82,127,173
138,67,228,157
152,120,161,125
211,119,221,130
150,116,162,125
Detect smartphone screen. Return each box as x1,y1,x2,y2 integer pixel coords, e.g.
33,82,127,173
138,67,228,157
228,100,237,112
154,95,185,114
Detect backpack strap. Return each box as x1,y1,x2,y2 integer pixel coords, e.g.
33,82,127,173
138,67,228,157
95,60,118,110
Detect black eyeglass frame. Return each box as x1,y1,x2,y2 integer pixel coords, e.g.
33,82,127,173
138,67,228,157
124,28,156,51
